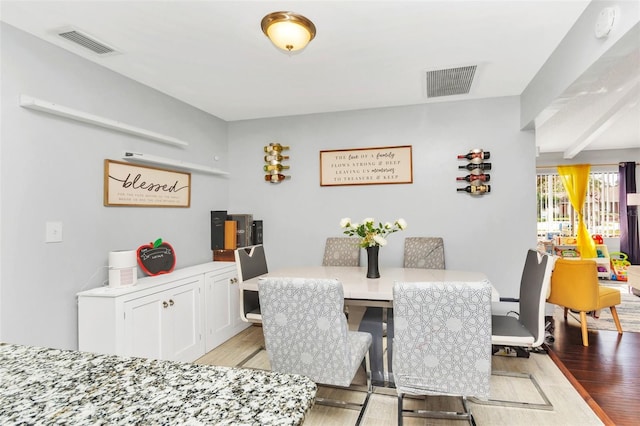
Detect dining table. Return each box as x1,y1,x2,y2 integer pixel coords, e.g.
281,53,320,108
240,265,498,387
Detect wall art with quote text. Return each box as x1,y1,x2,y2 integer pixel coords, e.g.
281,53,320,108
104,159,191,207
320,145,413,186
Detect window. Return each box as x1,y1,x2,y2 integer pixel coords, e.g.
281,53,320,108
536,171,620,238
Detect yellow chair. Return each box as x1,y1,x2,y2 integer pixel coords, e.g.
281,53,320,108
548,258,623,346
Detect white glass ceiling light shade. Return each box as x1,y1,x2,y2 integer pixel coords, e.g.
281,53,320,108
261,11,316,52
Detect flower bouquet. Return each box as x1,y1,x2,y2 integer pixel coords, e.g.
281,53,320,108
339,217,407,278
340,217,407,247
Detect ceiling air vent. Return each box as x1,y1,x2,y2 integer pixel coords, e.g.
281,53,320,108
425,65,476,98
56,28,118,55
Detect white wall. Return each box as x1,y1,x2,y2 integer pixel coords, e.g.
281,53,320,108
0,23,229,350
521,0,640,128
228,97,539,299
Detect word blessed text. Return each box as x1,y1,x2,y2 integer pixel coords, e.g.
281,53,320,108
111,173,188,193
105,160,191,207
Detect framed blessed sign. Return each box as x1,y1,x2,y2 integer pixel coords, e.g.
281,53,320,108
320,145,413,186
104,160,191,207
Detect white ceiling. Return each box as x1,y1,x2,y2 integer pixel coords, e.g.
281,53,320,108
1,0,638,155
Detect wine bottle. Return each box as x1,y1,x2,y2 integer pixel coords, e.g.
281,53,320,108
264,173,289,182
264,154,290,162
457,184,491,194
456,174,490,183
263,164,290,172
264,143,290,153
458,150,490,160
458,162,491,171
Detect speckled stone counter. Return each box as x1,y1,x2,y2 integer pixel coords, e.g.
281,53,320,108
0,343,316,425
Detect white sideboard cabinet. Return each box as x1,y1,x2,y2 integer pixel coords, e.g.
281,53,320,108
78,262,248,362
122,275,203,362
204,268,246,352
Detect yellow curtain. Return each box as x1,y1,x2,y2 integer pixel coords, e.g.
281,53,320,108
557,164,597,258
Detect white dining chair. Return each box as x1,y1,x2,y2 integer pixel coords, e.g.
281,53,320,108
258,277,373,424
322,237,361,266
393,280,492,425
403,237,445,269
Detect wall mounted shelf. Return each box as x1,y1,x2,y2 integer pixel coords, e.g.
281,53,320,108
122,152,229,176
19,95,189,147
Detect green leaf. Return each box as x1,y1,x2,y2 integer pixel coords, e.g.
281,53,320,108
153,238,163,248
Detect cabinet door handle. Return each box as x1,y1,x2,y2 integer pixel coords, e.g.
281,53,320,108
169,299,174,306
163,301,169,308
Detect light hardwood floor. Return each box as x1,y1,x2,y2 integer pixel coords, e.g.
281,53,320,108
196,307,603,425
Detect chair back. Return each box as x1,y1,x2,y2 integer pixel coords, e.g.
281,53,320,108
403,237,445,269
322,237,361,266
517,249,554,347
392,281,492,399
548,258,600,311
258,277,355,386
234,245,268,282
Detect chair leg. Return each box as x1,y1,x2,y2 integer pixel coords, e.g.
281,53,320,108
365,351,372,394
397,393,404,426
316,352,372,426
579,311,589,346
399,394,476,424
469,371,553,411
610,306,623,334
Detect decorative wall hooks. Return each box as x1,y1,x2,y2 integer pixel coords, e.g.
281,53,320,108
264,143,290,183
457,149,491,195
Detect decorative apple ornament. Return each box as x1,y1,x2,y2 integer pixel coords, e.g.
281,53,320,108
137,238,176,276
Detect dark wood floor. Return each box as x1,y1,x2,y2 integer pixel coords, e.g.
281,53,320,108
546,304,640,426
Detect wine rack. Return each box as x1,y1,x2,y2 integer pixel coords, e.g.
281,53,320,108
264,143,290,183
457,149,491,195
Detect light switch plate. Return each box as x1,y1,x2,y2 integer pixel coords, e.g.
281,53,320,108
46,221,63,243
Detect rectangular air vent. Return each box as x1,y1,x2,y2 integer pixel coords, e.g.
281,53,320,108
57,28,118,55
425,65,476,98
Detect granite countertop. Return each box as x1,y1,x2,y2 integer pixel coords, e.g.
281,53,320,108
0,343,316,425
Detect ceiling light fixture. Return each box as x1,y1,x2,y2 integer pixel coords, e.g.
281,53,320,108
261,11,316,52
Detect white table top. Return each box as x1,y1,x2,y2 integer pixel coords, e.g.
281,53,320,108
240,266,499,302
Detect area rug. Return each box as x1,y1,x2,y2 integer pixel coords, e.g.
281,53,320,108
200,326,604,425
554,289,640,333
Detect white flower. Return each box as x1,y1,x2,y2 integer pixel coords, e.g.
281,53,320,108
340,216,407,248
373,235,387,246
